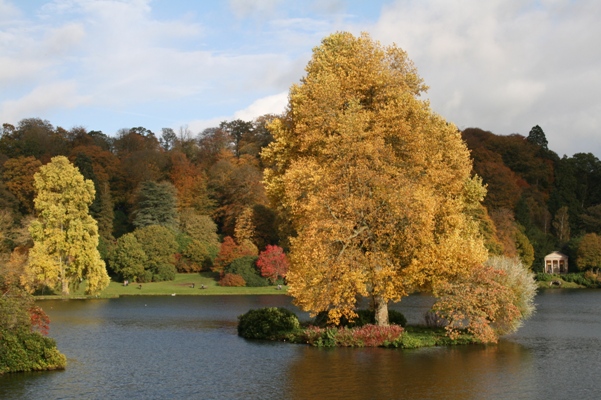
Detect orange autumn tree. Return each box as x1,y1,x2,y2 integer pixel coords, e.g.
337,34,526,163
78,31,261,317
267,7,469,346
262,32,488,326
212,236,257,273
168,151,213,214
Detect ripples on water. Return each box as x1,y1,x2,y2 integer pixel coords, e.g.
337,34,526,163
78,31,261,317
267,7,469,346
1,291,601,399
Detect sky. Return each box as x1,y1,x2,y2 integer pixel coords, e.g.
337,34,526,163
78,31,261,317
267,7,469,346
1,0,600,158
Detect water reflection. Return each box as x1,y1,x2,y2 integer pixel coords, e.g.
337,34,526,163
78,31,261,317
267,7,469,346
286,341,533,400
1,291,600,399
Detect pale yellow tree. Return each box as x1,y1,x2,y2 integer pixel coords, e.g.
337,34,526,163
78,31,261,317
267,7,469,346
28,156,110,295
262,32,488,325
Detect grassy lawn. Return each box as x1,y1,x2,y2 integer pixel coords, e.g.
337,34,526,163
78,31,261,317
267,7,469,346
537,279,582,289
35,272,288,299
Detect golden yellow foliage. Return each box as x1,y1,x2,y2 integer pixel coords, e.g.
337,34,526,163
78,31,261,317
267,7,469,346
262,32,488,325
234,206,256,246
27,156,109,296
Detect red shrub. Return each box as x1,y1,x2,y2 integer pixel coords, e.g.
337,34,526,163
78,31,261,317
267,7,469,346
351,324,404,347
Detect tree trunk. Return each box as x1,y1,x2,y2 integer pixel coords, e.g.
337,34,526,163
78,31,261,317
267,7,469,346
374,296,389,326
62,279,69,296
60,259,69,296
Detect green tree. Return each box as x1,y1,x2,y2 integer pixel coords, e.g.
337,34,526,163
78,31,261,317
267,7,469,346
223,255,267,287
220,119,254,158
133,181,179,229
526,125,548,150
515,227,535,269
582,204,601,234
179,211,220,245
178,211,220,270
262,32,487,326
109,233,147,282
160,127,177,151
27,156,109,295
133,225,178,281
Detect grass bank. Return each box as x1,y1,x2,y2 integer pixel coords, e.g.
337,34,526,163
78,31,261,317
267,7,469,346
35,272,288,300
397,326,478,348
535,272,601,289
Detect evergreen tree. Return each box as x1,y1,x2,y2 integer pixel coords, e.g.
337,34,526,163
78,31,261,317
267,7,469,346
132,181,178,229
527,125,548,150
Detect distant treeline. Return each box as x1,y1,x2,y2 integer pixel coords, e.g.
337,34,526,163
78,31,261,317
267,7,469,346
463,126,601,270
0,118,599,274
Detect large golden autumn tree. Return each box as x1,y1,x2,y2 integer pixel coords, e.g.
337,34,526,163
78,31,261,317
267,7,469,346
262,32,488,326
27,156,110,296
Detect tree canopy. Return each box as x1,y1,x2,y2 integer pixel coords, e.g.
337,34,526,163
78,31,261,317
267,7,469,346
27,156,109,295
262,32,487,325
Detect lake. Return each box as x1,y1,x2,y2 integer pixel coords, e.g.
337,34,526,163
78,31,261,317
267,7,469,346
1,290,601,399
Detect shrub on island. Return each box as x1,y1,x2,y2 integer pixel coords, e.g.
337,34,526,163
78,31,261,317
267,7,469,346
237,307,300,340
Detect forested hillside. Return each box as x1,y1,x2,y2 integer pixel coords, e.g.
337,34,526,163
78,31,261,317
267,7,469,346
463,126,601,269
0,118,599,284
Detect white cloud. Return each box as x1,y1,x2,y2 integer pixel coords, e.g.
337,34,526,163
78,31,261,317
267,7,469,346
310,0,346,15
0,81,90,123
186,117,228,136
0,58,49,87
228,0,283,19
234,91,288,120
0,0,19,22
183,91,288,135
368,0,601,156
0,0,295,124
42,22,86,57
1,0,599,157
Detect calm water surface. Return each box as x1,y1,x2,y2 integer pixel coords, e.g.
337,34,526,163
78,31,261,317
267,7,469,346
1,290,601,399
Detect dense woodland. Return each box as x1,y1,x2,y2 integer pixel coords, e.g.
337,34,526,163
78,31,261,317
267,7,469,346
0,117,599,287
